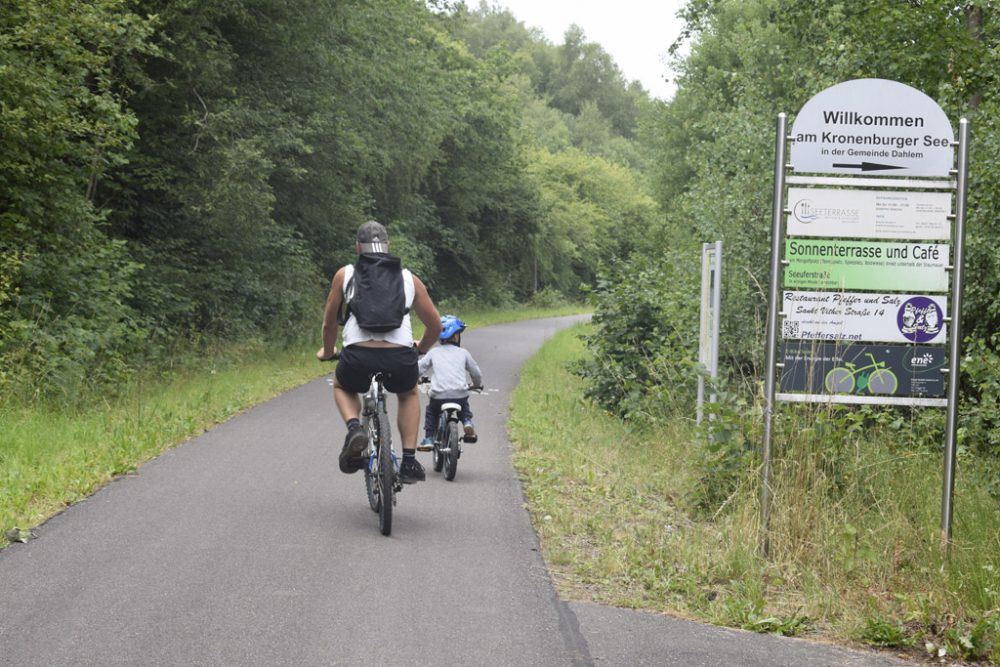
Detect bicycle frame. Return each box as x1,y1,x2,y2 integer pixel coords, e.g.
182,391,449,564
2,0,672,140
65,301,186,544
418,379,481,481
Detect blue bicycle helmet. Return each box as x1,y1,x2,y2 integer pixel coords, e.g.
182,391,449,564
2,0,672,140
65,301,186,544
440,314,466,341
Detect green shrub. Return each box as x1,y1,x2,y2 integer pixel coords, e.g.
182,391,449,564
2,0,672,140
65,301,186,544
575,251,698,419
960,333,1000,461
690,377,759,513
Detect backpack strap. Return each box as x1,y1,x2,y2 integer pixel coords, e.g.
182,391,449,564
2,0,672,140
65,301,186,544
336,265,354,326
401,268,414,311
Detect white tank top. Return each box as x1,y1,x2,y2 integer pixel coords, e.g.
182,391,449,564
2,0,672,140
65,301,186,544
341,264,415,347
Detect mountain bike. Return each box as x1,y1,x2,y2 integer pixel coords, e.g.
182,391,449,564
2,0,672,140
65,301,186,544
323,354,400,536
360,371,401,535
420,381,482,481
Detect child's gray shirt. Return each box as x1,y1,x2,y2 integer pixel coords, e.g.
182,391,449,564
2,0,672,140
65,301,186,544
418,344,483,399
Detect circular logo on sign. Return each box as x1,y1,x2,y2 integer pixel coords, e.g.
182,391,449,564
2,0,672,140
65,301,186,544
897,296,943,343
792,198,817,223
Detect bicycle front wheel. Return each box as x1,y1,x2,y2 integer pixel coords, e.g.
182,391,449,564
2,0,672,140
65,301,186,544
444,421,460,482
377,412,393,536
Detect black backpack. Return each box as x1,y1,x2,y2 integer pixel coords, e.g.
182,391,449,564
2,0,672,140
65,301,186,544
338,253,408,333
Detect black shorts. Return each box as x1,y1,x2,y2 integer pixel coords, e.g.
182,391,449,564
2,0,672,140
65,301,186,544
335,345,419,394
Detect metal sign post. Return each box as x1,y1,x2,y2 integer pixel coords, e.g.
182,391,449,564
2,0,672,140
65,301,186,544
760,113,788,558
697,241,723,425
941,118,971,546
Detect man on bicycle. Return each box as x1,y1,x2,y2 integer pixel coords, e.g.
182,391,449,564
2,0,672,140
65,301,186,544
317,220,442,483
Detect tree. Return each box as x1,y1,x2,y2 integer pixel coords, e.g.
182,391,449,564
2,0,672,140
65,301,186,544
0,0,154,397
527,147,659,295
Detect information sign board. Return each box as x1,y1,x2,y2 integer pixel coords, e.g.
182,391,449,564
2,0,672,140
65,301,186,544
790,79,954,177
784,240,949,291
787,188,951,240
782,291,947,344
780,341,946,398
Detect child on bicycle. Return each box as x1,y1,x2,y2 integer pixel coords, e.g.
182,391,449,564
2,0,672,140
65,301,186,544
417,315,483,450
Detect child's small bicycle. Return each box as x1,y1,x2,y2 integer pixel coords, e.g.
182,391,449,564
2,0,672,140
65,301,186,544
420,380,482,481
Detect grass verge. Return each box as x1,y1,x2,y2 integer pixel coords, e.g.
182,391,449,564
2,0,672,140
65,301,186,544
509,324,1000,665
0,343,323,546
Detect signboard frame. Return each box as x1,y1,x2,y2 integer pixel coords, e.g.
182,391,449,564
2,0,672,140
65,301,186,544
760,79,970,554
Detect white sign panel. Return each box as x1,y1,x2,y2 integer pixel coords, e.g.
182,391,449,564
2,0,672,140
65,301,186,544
791,79,954,177
787,188,952,239
783,291,948,344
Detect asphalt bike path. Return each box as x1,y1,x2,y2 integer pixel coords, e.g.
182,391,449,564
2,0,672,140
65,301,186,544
0,315,913,666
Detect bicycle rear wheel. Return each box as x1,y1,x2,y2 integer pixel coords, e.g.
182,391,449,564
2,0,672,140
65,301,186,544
377,410,393,536
824,367,855,394
444,421,460,481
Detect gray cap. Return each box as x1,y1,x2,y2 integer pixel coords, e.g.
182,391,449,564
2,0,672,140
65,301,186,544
357,220,388,243
356,220,389,253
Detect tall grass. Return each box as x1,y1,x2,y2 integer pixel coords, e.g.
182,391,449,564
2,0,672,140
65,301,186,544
0,342,324,544
510,324,1000,664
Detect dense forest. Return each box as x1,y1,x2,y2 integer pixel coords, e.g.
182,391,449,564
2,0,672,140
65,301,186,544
2,0,998,462
0,0,658,401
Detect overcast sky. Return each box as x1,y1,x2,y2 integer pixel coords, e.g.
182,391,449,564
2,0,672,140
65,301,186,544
493,0,689,100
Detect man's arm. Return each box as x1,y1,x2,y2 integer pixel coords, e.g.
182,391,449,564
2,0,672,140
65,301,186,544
417,352,432,376
316,267,346,360
411,274,442,354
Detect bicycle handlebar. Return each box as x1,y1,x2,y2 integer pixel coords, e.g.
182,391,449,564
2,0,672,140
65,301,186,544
418,377,484,392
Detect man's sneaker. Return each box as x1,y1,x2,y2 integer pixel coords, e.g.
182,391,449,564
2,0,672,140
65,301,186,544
339,425,367,474
417,437,434,452
463,421,478,443
399,456,426,484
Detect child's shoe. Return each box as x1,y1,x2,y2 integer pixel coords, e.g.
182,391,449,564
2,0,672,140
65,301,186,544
463,421,477,443
417,436,434,452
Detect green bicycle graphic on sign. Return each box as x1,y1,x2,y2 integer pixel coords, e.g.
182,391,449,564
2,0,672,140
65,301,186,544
824,352,899,395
